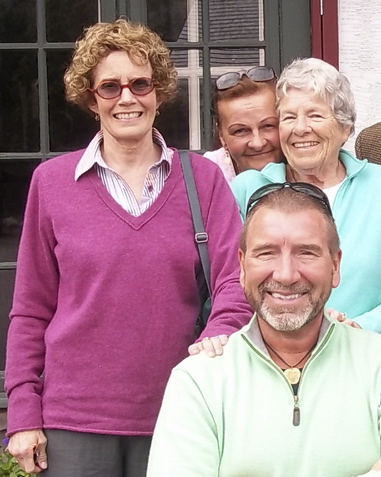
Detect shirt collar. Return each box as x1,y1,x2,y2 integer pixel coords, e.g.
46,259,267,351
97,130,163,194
74,128,173,181
243,313,334,354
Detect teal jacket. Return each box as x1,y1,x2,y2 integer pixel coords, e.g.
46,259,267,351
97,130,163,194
231,149,381,332
148,317,381,477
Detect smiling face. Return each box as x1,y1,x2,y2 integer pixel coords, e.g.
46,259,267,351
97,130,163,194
278,88,350,175
217,89,282,172
239,207,341,332
89,50,160,145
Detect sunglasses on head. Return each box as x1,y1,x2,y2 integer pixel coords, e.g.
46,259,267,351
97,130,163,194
245,182,333,217
89,77,155,100
215,66,277,91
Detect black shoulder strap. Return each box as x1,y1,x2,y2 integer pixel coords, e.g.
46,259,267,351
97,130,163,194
179,151,212,298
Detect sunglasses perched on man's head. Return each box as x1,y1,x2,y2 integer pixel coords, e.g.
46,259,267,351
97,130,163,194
246,182,333,218
215,66,276,91
89,77,155,99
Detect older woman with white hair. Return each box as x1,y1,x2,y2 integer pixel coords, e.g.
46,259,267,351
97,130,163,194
232,57,381,333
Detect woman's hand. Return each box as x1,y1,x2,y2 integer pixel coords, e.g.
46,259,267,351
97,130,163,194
7,429,48,474
325,308,362,329
188,335,229,357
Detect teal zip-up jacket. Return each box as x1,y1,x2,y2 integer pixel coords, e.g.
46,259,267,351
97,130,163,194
231,150,381,332
148,317,381,477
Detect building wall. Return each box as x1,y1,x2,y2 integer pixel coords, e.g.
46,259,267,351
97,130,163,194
339,0,381,153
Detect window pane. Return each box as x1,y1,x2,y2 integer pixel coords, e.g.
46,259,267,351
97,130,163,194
0,270,15,370
155,48,203,150
46,0,98,42
170,49,192,69
209,0,262,41
0,0,37,43
210,47,262,69
47,50,99,152
147,0,201,42
0,159,39,261
0,51,39,152
199,77,211,151
0,158,38,375
155,78,190,150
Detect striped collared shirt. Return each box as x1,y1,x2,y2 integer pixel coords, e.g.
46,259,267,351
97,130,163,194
75,129,173,217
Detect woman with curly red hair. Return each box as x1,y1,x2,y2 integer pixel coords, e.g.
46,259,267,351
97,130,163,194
5,19,251,477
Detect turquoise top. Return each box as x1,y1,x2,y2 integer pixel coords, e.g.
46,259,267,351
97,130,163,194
231,149,381,332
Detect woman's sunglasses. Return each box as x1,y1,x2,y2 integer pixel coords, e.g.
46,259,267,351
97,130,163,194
89,77,155,100
216,66,276,91
246,182,333,217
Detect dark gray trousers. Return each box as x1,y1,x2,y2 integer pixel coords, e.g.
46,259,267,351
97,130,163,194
42,429,152,477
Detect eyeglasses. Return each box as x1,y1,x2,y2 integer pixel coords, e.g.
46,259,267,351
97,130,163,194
245,182,333,217
89,78,155,99
216,66,276,91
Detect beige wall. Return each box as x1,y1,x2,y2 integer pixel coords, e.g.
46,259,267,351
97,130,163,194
339,0,381,154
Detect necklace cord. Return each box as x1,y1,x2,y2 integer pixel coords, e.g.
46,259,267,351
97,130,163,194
262,338,316,369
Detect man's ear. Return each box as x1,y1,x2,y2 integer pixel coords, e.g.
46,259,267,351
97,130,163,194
331,249,342,289
238,249,245,288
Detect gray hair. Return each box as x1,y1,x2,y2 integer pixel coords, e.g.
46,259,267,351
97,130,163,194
276,58,356,135
240,187,340,258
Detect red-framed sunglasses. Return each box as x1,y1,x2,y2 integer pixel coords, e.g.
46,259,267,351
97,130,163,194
89,77,155,99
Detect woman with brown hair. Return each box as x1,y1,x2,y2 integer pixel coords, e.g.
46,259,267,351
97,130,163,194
204,66,284,181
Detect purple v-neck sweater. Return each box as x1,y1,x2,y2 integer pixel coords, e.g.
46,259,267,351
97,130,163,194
5,149,252,436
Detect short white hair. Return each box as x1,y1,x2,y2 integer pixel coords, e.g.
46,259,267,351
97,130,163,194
276,57,356,135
